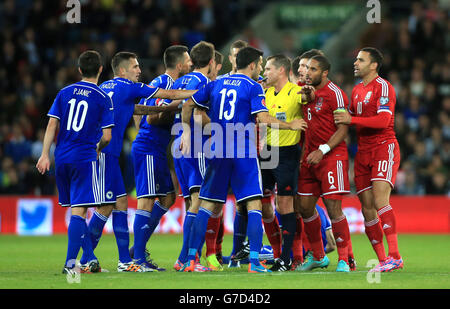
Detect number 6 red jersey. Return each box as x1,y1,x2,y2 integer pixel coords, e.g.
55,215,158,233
301,80,349,161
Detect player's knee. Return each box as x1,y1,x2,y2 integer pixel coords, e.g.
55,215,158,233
161,193,176,209
137,197,155,212
114,196,128,212
97,204,114,217
261,203,274,220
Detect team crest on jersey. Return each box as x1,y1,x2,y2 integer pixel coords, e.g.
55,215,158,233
315,97,323,112
106,191,113,200
261,98,266,107
380,96,389,105
363,91,372,104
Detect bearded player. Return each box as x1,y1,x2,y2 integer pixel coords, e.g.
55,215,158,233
334,47,403,272
296,54,353,272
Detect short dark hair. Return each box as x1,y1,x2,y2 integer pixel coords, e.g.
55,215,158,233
236,46,263,70
310,54,331,73
164,45,189,69
360,47,383,72
111,51,137,75
229,40,248,54
299,49,324,60
267,54,291,77
190,41,215,69
291,56,300,77
215,50,224,65
78,50,102,78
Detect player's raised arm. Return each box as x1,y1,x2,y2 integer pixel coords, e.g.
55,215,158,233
299,85,316,103
153,88,198,101
334,107,391,128
256,111,307,131
133,100,181,115
36,117,59,175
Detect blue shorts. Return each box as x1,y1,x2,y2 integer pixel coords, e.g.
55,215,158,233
132,151,174,199
173,153,206,198
98,152,126,204
55,161,101,207
199,158,263,203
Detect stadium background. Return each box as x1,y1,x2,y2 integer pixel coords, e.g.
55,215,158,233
0,0,448,236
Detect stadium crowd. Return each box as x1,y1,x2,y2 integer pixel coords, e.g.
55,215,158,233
0,0,448,196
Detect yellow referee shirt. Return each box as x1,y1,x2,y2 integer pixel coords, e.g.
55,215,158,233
265,82,304,147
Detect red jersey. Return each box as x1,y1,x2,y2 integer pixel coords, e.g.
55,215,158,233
349,76,397,152
302,80,349,160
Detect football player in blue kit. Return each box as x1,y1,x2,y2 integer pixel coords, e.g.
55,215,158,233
36,50,114,275
79,50,198,273
179,46,307,273
130,45,193,271
166,41,220,272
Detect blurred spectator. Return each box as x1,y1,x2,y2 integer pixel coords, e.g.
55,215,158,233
0,0,270,195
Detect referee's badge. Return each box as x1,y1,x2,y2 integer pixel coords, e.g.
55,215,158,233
276,112,286,121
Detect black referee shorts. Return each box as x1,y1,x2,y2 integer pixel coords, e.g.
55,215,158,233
260,144,301,196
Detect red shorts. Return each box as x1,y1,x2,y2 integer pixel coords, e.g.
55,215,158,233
297,159,350,200
354,140,401,194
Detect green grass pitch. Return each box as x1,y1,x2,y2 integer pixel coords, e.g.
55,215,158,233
0,233,449,289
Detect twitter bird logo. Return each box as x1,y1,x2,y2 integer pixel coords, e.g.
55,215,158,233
20,204,47,230
17,199,53,235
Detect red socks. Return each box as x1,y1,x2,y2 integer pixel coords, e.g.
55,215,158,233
263,216,281,259
205,214,221,257
331,215,350,263
303,212,325,260
378,205,401,259
215,215,224,255
364,217,387,262
292,214,304,262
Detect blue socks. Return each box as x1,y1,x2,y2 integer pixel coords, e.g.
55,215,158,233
131,202,168,264
112,210,131,263
133,209,152,264
80,211,107,264
178,211,197,263
65,215,87,268
186,207,211,262
231,211,248,256
247,210,263,265
147,201,168,236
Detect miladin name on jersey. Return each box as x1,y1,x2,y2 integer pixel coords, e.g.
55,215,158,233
72,88,92,97
223,79,241,87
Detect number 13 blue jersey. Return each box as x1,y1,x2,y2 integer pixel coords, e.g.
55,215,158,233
191,74,267,158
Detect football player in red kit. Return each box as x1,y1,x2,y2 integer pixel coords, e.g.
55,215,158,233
334,47,403,272
296,54,353,272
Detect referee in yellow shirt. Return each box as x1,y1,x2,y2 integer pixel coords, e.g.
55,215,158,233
259,54,308,271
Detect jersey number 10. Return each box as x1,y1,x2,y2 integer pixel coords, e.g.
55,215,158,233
67,98,88,132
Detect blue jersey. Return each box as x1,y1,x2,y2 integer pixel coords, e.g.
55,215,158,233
132,74,174,155
192,73,267,158
98,77,159,157
172,71,210,158
47,81,114,164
